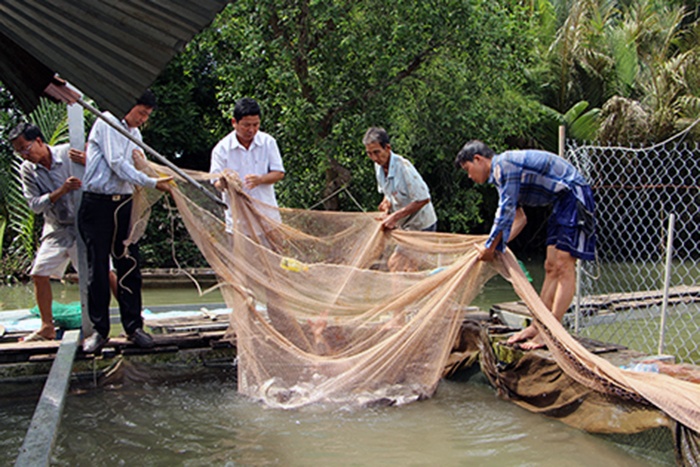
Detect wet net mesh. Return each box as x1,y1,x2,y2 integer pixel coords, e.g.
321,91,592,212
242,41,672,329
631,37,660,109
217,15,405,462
136,162,699,454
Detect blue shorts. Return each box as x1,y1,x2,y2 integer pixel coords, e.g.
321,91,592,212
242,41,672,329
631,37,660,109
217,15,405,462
546,187,596,261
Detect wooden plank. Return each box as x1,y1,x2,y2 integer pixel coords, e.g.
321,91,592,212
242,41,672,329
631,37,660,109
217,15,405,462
575,336,627,354
145,314,230,334
609,295,695,311
0,341,62,364
580,285,700,309
0,329,232,364
491,285,700,320
491,302,531,316
14,330,80,467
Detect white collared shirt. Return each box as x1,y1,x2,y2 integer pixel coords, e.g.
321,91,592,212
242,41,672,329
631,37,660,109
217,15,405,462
210,130,285,227
84,112,157,194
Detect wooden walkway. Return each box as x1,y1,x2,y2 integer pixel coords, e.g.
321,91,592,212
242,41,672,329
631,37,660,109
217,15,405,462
0,311,233,366
0,332,233,365
4,284,698,367
491,285,700,328
0,304,628,372
65,267,218,288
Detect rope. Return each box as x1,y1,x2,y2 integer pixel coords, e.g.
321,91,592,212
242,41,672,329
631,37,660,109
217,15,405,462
304,184,367,213
163,195,209,297
341,186,368,212
305,184,348,210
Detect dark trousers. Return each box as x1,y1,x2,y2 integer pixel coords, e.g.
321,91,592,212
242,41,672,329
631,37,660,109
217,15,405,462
78,192,143,338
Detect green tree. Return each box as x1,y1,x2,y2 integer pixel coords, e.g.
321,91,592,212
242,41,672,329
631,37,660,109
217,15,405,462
144,48,228,171
529,0,700,144
627,0,699,139
0,84,23,261
148,0,540,236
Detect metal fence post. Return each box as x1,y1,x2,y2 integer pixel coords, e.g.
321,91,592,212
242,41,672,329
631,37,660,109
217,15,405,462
560,126,582,333
658,213,676,355
575,260,582,334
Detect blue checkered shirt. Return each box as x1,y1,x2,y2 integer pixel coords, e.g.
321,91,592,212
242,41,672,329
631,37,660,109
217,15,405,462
486,150,589,252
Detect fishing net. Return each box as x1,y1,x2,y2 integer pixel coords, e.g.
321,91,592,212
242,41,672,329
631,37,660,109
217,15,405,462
166,168,496,408
133,161,699,457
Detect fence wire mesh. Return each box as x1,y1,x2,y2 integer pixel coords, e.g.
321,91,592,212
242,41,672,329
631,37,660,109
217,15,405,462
566,140,700,365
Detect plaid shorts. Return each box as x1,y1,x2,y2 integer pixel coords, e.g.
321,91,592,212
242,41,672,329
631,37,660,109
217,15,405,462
546,186,596,261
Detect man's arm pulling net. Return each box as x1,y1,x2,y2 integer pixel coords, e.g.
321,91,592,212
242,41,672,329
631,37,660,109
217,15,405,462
140,162,699,434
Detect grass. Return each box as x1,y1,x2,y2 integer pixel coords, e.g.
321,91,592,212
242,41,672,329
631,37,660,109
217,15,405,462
578,306,700,365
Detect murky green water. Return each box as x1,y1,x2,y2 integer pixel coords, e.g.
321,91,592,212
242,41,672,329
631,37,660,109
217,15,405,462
0,255,544,312
0,281,225,312
0,263,674,466
0,368,665,466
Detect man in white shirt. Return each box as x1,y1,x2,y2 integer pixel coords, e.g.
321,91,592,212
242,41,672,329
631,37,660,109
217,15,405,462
78,90,171,353
210,97,285,228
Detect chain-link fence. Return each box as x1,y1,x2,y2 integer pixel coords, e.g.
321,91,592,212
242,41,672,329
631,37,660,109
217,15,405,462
566,140,700,365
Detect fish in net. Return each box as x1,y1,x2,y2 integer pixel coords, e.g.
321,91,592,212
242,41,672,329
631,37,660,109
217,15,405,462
129,161,700,461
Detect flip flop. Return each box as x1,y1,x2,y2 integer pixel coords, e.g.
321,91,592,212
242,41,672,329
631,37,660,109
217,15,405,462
20,330,50,343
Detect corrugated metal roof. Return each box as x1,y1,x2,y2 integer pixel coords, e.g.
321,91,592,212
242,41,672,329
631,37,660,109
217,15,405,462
0,0,230,115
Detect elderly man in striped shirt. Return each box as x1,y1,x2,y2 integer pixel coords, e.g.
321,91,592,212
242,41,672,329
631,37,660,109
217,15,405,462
455,140,595,350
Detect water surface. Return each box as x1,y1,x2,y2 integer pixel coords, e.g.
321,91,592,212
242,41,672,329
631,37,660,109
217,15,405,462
1,369,663,466
0,262,672,465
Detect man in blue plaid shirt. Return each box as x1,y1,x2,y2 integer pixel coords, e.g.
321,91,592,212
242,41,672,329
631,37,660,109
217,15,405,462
455,140,595,350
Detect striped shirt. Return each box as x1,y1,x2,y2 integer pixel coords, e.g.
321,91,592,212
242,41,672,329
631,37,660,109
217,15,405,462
84,112,156,194
486,150,590,251
375,152,437,231
19,144,77,245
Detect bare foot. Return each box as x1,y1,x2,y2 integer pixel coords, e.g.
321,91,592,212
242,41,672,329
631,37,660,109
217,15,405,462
517,335,546,350
506,325,537,345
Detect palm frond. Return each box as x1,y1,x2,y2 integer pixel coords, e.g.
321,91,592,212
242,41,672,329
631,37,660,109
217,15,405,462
563,100,590,123
7,155,35,269
29,98,70,145
0,214,6,258
569,107,600,141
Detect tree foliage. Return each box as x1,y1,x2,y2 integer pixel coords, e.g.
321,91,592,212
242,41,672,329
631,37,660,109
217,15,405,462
1,0,698,279
0,84,23,245
528,0,700,144
146,0,540,237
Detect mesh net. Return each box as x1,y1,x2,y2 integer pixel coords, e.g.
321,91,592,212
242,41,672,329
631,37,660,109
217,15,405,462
29,301,82,329
167,169,496,408
566,141,700,365
134,161,699,441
